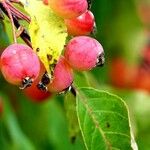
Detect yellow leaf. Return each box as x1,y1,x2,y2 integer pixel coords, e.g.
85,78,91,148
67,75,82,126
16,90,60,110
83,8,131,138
20,0,68,77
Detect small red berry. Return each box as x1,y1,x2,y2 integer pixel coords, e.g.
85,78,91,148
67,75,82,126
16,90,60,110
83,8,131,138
65,10,95,36
133,67,150,92
109,58,131,88
48,56,73,93
24,81,52,102
48,0,88,19
0,44,40,88
24,63,52,102
64,36,104,71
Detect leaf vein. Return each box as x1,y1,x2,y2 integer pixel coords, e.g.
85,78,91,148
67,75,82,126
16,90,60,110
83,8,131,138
93,110,127,120
104,131,130,139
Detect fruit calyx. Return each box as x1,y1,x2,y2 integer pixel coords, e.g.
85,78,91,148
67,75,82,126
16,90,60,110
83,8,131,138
19,77,33,89
96,52,105,67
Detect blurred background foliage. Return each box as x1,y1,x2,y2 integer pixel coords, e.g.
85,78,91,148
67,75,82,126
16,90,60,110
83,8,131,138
0,0,150,150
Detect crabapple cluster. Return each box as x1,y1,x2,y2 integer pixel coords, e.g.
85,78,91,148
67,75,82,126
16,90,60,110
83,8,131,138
0,0,105,102
42,0,105,93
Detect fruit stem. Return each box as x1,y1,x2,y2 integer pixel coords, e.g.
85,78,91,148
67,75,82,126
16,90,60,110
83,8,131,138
0,2,32,47
1,1,17,43
6,1,30,23
9,0,22,5
0,8,4,19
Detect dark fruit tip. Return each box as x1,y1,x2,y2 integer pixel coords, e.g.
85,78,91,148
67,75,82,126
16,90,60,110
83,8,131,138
37,81,48,92
96,52,105,67
19,77,33,90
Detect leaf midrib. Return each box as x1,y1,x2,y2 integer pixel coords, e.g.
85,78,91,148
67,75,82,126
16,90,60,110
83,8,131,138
77,92,112,150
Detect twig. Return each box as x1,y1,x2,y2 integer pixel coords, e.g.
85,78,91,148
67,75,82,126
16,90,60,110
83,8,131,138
6,1,30,23
1,1,17,43
9,0,23,6
0,2,32,47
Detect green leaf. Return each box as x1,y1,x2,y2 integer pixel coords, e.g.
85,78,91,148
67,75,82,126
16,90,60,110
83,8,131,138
64,92,80,142
0,21,10,49
20,0,67,75
1,93,35,150
76,87,137,150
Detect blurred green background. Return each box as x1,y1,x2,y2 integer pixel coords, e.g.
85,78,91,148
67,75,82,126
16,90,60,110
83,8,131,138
0,0,150,150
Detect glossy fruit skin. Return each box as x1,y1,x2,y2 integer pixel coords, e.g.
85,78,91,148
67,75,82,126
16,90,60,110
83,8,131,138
65,10,95,36
24,63,52,102
64,36,104,71
49,0,88,19
0,44,40,85
48,56,73,93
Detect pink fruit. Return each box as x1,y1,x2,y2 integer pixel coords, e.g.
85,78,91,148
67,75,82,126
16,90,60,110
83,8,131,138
49,0,88,19
65,10,95,36
64,36,104,71
0,44,40,88
48,56,73,93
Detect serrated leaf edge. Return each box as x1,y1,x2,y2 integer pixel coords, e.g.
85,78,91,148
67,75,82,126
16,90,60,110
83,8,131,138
76,87,137,150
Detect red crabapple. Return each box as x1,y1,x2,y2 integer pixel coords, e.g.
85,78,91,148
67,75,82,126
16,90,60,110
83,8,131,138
133,67,150,92
48,0,88,19
109,58,133,88
64,36,104,71
24,63,52,102
0,44,40,89
24,80,52,102
48,56,73,93
65,10,95,36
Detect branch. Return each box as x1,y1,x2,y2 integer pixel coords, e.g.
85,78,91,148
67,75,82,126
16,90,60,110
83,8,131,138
1,1,17,43
0,2,32,47
6,1,30,23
